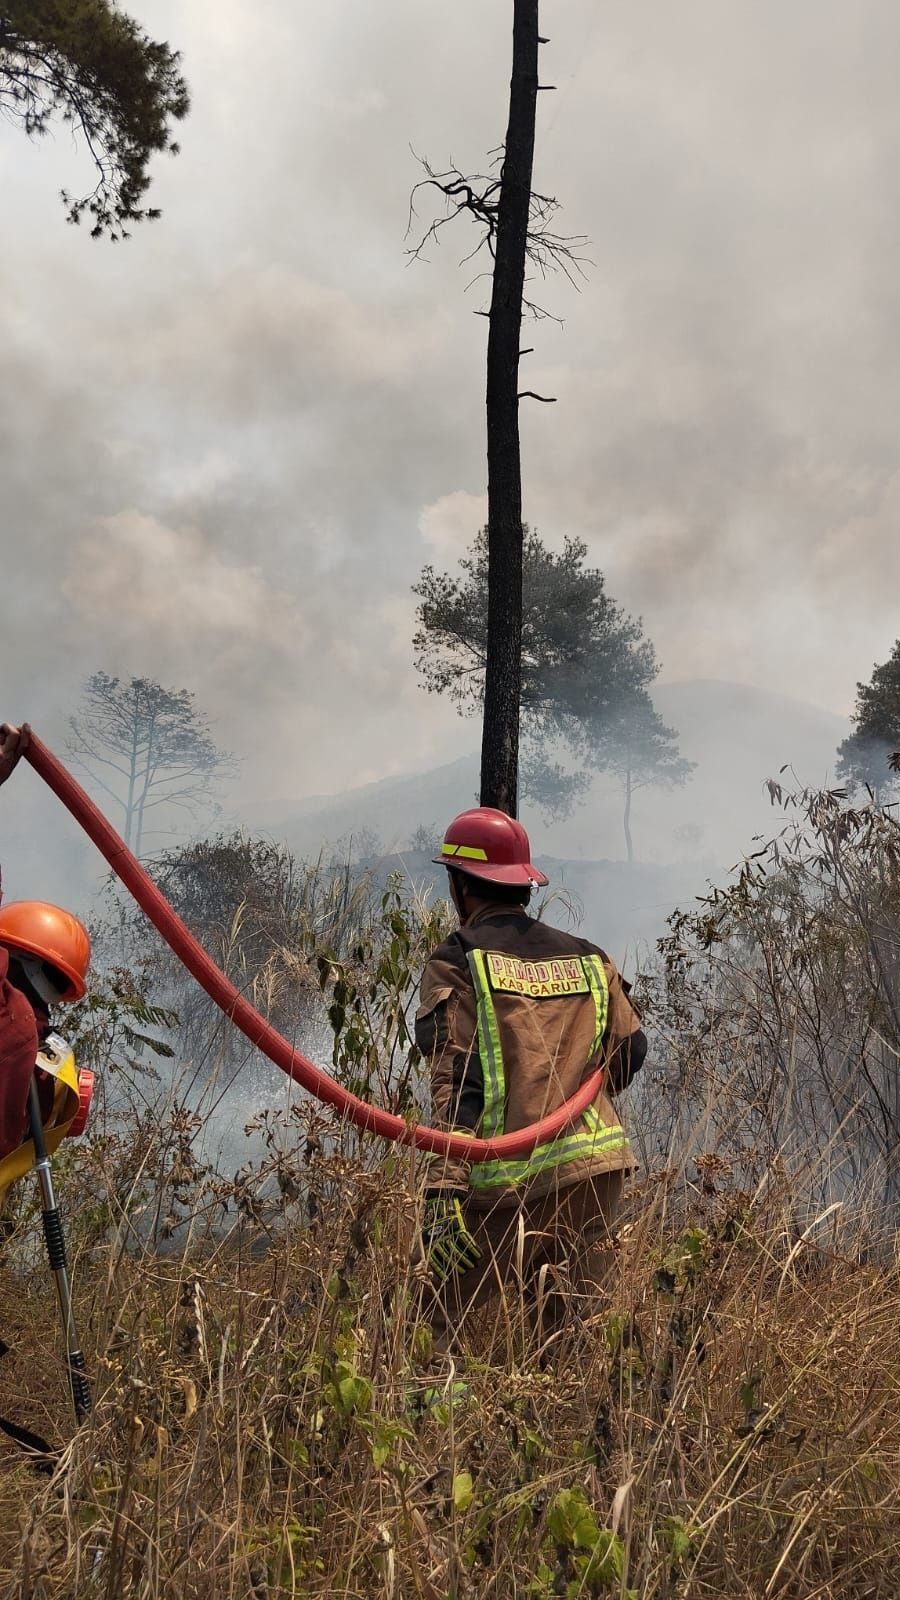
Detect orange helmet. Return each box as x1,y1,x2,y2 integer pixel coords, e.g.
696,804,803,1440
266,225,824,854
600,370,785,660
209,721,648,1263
434,807,549,888
0,900,91,1002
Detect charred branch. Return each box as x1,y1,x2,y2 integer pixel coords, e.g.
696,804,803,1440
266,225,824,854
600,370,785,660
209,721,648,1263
407,154,588,315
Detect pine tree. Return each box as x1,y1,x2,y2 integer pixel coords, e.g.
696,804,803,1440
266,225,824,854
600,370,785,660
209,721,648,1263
68,673,232,855
837,641,900,797
413,525,693,847
581,691,694,862
1,0,188,237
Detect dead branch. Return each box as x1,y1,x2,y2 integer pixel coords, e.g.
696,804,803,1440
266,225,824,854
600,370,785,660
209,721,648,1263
406,150,589,316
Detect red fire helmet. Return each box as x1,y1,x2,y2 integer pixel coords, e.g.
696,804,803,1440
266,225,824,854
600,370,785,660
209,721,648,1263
0,900,91,1001
434,807,549,888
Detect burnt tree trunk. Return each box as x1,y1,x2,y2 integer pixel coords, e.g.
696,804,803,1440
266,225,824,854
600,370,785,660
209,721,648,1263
479,0,539,816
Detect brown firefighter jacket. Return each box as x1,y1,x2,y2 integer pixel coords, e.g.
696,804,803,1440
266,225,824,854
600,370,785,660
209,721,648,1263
415,904,647,1207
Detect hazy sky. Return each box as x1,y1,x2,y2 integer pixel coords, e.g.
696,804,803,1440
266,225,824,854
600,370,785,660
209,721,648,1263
3,0,899,820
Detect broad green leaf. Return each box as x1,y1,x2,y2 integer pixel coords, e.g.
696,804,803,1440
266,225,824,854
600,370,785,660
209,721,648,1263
661,1515,693,1562
452,1471,474,1512
548,1487,600,1549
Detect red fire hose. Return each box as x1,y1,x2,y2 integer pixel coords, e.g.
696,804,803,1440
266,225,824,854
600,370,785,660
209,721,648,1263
24,734,604,1160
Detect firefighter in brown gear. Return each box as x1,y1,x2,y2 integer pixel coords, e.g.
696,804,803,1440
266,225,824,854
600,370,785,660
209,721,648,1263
416,806,647,1354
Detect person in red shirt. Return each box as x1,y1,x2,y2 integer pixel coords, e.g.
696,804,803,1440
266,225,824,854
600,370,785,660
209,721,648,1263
0,723,94,1440
0,947,42,1162
0,899,91,1164
0,722,36,1160
0,723,92,1169
0,725,92,1170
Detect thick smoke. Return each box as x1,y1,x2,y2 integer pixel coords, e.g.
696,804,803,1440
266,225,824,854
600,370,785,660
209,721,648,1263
1,0,896,902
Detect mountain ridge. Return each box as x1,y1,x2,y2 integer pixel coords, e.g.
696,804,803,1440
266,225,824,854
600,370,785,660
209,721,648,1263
255,678,848,873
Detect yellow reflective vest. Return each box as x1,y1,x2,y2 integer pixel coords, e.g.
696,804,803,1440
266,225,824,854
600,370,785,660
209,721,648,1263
416,906,646,1206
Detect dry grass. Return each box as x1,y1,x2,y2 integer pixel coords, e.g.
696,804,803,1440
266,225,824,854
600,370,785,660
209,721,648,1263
2,796,899,1597
1,1128,898,1599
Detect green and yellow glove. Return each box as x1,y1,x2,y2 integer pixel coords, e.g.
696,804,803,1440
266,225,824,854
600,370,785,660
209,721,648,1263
422,1189,482,1281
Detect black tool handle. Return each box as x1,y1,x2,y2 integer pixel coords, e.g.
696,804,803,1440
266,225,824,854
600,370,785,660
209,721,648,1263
41,1205,68,1271
67,1349,92,1421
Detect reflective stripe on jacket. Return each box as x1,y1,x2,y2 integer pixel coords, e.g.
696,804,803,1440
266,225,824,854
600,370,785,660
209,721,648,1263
415,906,646,1207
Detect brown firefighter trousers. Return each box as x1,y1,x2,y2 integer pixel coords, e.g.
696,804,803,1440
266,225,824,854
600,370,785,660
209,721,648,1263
424,1171,625,1357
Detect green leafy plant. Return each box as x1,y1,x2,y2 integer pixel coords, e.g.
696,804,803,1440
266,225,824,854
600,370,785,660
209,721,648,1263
314,879,452,1115
452,1470,475,1512
546,1488,635,1597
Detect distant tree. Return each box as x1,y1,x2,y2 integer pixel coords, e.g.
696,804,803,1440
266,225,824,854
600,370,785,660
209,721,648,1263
0,0,188,237
581,691,695,862
414,526,691,845
68,673,232,855
408,823,442,856
837,641,900,798
350,827,382,867
517,750,591,820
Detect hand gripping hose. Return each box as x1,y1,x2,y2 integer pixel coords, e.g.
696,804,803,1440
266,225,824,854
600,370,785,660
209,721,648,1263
25,735,604,1160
